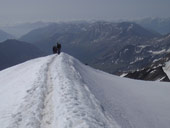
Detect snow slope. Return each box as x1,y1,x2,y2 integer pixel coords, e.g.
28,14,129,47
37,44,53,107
0,53,170,128
0,55,53,128
76,56,170,128
164,61,170,79
0,54,119,128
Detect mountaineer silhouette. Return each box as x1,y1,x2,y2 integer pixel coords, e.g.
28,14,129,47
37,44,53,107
53,42,61,54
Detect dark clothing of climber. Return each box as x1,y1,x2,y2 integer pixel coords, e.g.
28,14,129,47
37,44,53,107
53,45,58,54
53,43,61,54
57,43,61,54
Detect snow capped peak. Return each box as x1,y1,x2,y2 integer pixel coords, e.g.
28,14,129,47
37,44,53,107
0,53,170,128
163,60,170,79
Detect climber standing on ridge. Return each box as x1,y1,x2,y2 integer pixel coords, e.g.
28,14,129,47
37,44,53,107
53,45,57,54
52,42,61,54
56,42,61,55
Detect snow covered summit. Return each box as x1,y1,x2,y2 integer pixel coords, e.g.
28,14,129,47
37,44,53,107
0,53,170,128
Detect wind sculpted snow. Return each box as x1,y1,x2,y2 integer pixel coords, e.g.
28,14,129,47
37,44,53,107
0,53,170,128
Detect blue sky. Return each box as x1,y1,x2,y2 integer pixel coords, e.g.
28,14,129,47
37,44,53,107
0,0,170,25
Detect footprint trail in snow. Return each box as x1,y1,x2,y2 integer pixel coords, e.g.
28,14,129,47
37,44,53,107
2,54,119,128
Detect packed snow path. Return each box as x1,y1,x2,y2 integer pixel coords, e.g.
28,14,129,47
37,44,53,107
0,54,119,128
49,54,119,128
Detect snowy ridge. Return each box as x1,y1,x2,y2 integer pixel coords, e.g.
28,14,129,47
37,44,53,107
1,53,170,128
0,55,53,127
0,53,119,128
50,54,119,128
7,55,56,128
77,58,170,128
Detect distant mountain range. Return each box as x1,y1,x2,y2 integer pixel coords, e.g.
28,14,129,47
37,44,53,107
20,21,163,74
0,20,168,79
123,52,170,82
0,29,14,42
0,20,170,81
1,21,50,38
0,39,44,70
135,17,170,35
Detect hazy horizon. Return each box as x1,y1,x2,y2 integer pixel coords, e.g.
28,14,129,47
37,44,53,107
0,0,170,26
